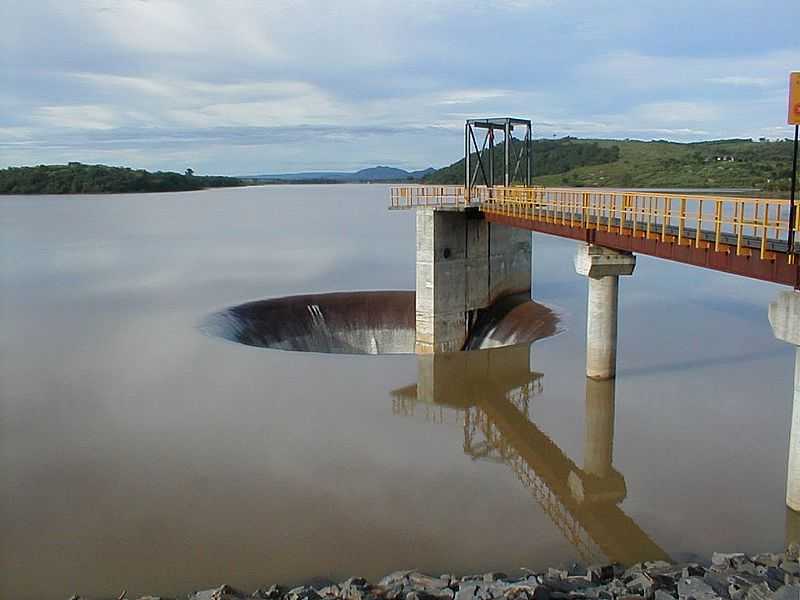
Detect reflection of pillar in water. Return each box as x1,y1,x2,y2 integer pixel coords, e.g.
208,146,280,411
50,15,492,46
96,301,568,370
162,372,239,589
568,376,626,506
769,291,800,511
584,378,616,478
574,244,636,380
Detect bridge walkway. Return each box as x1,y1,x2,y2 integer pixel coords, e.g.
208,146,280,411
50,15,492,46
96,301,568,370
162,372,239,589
390,185,798,286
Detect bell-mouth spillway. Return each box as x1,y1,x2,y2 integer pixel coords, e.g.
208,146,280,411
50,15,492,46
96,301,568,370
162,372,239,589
203,291,559,355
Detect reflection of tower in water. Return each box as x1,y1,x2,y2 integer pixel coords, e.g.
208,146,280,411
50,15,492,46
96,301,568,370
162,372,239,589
390,344,668,566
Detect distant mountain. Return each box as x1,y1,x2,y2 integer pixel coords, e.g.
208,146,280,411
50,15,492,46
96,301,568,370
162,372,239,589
247,165,435,183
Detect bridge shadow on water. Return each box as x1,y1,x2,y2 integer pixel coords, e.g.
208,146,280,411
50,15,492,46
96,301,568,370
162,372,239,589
390,343,671,567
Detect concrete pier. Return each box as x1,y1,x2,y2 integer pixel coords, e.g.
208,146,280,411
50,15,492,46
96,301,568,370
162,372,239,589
769,291,800,511
575,244,636,379
415,207,530,353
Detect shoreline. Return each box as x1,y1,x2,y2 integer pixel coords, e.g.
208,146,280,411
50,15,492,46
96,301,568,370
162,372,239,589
68,548,800,600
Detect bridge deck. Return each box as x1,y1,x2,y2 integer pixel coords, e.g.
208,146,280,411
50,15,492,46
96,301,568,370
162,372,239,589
390,185,799,287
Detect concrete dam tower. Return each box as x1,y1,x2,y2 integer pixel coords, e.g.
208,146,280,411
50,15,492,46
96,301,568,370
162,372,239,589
414,118,534,353
415,207,531,353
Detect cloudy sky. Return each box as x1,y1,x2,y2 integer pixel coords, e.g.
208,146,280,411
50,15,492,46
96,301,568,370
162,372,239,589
1,0,798,175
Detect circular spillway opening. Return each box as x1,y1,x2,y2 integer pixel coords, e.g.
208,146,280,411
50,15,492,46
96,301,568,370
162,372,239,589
203,291,558,355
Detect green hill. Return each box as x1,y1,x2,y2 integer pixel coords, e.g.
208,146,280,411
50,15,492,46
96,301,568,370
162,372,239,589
423,137,796,192
0,163,244,194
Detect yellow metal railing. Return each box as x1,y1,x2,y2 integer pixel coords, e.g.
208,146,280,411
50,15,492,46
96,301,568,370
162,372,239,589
389,185,469,208
390,185,798,261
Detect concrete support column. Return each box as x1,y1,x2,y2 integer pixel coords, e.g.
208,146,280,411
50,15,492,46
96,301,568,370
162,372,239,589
584,378,616,478
575,244,636,379
586,275,620,380
769,291,800,511
415,207,531,353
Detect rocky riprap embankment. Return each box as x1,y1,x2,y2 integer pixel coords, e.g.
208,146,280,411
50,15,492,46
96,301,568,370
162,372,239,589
70,548,800,600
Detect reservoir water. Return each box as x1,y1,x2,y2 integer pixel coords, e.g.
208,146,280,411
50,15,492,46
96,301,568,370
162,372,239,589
0,184,793,600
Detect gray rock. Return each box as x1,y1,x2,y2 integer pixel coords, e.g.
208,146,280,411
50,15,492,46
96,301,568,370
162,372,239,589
340,577,375,600
408,574,451,591
408,592,455,600
188,585,248,600
645,562,675,572
774,584,800,600
783,563,800,577
729,573,770,589
728,583,748,600
385,586,406,600
455,584,479,600
713,555,747,570
753,555,783,569
605,580,629,597
501,584,541,600
582,586,613,600
587,565,617,584
285,586,322,600
625,573,654,596
702,573,731,599
655,592,677,600
381,573,415,588
683,566,707,579
252,585,282,599
743,583,771,600
485,574,509,583
677,577,717,600
624,565,645,579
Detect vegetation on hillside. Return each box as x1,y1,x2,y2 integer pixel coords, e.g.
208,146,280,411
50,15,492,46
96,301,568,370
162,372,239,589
424,138,619,185
423,137,797,192
0,163,244,194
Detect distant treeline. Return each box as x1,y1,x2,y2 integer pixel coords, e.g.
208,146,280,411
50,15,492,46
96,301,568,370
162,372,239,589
0,163,245,194
423,136,797,192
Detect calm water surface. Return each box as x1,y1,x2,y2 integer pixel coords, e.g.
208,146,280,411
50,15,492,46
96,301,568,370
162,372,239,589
0,185,793,600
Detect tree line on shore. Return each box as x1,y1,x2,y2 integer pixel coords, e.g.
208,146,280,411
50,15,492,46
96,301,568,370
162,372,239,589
0,163,244,194
3,136,796,194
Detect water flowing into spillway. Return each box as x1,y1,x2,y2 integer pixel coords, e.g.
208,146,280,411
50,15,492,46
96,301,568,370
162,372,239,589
203,291,558,354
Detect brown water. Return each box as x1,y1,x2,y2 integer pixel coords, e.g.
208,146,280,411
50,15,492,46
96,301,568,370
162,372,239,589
0,184,793,600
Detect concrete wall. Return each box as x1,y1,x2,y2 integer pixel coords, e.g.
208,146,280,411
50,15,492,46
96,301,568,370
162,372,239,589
415,207,531,353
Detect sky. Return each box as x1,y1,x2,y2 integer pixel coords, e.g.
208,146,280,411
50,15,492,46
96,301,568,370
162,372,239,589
1,0,798,175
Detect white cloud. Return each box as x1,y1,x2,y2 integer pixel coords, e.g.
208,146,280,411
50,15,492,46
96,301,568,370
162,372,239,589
579,49,800,93
1,0,798,171
36,105,119,130
633,101,718,124
708,76,773,87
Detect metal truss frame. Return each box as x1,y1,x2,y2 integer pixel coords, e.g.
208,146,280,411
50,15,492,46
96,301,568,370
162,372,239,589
465,117,532,201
